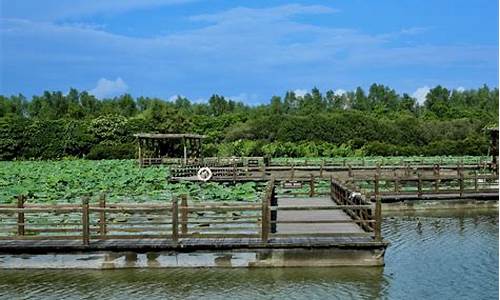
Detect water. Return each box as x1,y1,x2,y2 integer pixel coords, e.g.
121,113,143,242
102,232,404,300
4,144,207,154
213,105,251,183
0,210,497,299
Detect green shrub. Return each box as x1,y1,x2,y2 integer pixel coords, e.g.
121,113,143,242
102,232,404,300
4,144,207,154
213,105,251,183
87,143,136,160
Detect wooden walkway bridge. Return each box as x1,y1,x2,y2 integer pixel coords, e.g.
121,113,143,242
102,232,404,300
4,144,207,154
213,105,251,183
170,163,499,203
0,179,387,267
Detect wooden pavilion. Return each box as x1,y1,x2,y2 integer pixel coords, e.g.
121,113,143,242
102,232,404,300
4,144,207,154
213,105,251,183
134,133,206,166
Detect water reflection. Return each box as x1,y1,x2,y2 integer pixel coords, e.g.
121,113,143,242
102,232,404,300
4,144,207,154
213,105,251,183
0,267,388,300
0,209,497,300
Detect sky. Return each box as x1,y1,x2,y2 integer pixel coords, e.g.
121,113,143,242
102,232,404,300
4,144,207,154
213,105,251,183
0,0,498,104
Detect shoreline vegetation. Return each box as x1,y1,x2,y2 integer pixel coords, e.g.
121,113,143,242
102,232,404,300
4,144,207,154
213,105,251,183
0,85,498,160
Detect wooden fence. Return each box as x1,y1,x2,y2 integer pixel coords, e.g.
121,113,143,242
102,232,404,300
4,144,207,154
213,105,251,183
330,178,380,239
0,179,381,245
170,162,493,182
146,156,492,169
346,172,499,199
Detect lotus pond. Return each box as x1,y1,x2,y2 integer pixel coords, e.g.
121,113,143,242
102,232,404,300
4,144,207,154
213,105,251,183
0,160,263,204
0,156,491,204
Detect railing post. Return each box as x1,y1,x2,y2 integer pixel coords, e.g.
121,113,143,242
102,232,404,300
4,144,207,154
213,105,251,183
99,194,107,239
348,164,353,178
459,172,464,197
232,162,237,183
309,174,315,197
330,176,334,200
172,197,179,242
320,160,324,178
17,195,25,236
474,171,478,191
434,177,440,193
270,181,277,234
261,189,270,243
181,195,188,235
417,172,422,198
394,176,400,194
82,196,90,246
374,174,379,199
374,175,382,242
290,165,295,180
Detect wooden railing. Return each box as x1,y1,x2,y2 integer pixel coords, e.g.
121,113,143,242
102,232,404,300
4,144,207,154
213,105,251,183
330,178,380,239
0,178,382,245
170,162,493,182
346,173,499,199
0,195,262,244
269,156,491,167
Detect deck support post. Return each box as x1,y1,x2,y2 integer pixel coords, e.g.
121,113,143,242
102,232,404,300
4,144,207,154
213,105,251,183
99,194,107,239
172,197,179,242
82,197,90,246
17,195,25,236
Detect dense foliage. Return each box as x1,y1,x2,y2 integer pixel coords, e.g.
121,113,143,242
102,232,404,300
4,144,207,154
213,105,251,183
0,84,497,159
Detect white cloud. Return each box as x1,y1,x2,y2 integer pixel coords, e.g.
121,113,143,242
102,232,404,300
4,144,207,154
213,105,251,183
191,4,337,22
400,27,428,35
89,77,128,98
334,89,346,96
168,94,185,101
228,93,259,103
2,0,198,21
456,86,465,92
293,89,308,97
412,86,430,104
192,97,207,103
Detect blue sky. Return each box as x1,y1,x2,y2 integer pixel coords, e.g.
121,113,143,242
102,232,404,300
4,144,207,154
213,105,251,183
0,0,498,104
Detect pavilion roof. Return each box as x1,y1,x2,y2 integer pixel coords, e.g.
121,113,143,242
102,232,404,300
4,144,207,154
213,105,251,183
133,133,207,139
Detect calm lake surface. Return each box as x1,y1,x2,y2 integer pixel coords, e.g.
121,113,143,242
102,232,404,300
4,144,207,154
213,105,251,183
0,209,497,300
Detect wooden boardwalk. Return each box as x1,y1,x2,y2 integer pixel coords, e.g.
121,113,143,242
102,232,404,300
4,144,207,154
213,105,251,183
0,237,385,254
277,197,364,234
0,179,386,257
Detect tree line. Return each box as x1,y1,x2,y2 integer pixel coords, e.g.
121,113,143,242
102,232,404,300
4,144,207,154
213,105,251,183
0,84,498,160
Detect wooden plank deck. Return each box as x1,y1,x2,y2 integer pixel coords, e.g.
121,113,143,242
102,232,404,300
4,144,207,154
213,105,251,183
277,197,365,234
0,237,386,254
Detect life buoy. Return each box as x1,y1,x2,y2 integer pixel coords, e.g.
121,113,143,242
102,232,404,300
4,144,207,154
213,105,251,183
197,167,213,182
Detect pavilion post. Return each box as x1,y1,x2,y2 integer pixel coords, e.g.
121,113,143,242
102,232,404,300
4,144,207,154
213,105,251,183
183,137,187,165
138,138,143,167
